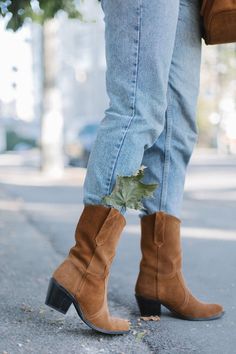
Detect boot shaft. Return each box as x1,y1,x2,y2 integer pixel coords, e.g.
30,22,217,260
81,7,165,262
69,204,126,275
139,211,182,274
47,204,130,333
136,211,182,298
53,204,126,294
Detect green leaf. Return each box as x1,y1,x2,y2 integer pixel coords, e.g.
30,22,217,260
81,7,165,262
102,165,158,212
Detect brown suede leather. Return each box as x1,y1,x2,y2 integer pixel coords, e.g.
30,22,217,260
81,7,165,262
53,204,130,332
135,211,224,320
201,0,236,45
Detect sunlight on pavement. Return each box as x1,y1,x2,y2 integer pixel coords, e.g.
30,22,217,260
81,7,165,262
125,225,236,241
0,199,22,211
0,167,86,186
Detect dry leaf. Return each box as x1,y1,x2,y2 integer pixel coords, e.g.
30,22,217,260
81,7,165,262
20,303,33,313
136,331,147,341
140,315,160,321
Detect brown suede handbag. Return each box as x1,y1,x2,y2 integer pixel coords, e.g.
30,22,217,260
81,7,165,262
201,0,236,45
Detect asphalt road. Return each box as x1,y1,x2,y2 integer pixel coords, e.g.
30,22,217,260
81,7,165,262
0,150,236,354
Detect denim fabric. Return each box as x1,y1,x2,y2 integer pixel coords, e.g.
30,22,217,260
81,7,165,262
83,0,202,219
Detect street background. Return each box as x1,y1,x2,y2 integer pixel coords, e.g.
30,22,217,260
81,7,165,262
0,0,236,353
0,149,236,354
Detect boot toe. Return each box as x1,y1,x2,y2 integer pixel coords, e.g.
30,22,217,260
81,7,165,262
208,303,224,318
187,302,224,320
199,302,224,319
110,317,131,332
85,312,130,333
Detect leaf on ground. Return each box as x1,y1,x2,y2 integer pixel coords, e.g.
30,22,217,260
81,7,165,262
39,308,46,314
48,318,65,325
140,315,160,321
20,303,33,313
102,165,158,211
136,330,147,341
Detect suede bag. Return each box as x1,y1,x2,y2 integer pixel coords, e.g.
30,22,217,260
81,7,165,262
201,0,236,45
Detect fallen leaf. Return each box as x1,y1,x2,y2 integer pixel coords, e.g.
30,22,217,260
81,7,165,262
20,303,33,313
136,331,147,341
49,318,64,325
140,315,160,321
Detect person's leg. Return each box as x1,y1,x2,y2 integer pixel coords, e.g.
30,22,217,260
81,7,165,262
135,0,224,321
83,0,180,214
46,0,183,334
139,0,202,219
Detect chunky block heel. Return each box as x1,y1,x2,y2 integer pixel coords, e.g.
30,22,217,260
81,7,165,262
45,278,73,314
135,295,161,317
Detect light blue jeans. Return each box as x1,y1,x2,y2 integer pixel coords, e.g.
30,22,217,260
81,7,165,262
83,0,202,219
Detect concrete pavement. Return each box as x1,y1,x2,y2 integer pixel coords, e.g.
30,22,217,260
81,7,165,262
0,150,236,353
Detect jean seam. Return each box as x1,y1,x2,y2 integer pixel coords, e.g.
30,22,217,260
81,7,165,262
105,0,143,196
160,90,173,211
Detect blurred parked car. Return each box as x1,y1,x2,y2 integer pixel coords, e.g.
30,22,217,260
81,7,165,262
2,117,38,152
65,122,99,167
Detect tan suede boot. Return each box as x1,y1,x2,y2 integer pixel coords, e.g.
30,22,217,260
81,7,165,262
135,211,224,320
45,204,130,334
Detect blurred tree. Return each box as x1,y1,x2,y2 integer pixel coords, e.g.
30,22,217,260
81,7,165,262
0,0,83,174
198,43,236,150
0,0,83,31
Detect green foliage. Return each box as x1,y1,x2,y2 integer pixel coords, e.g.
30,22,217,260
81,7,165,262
0,0,83,31
102,165,158,212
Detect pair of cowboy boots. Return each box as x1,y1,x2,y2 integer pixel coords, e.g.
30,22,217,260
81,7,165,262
45,204,224,334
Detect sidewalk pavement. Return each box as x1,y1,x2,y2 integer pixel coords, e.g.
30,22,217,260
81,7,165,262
0,150,236,354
